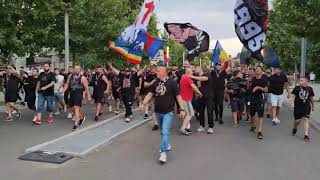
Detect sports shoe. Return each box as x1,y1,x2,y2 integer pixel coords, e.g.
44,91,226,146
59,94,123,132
197,126,205,132
33,117,42,125
185,128,192,133
272,119,277,126
125,117,131,123
304,135,310,142
4,117,13,122
130,115,133,119
67,113,73,119
152,125,159,131
250,126,256,133
79,116,86,126
12,110,17,114
72,116,75,121
275,118,281,124
219,120,224,125
207,128,214,134
180,128,190,136
159,144,172,153
114,111,119,115
257,132,263,139
16,112,21,119
47,115,54,123
98,112,103,117
292,128,297,136
94,116,99,121
159,152,167,164
54,111,61,116
109,105,112,112
72,125,78,131
144,114,149,119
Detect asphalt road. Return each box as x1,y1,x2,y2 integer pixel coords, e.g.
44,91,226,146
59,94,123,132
1,105,320,180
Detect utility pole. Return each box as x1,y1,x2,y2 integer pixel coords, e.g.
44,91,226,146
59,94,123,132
64,13,70,70
300,37,307,77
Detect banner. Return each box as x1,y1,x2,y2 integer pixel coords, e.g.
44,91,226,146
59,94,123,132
109,0,159,64
164,23,210,61
234,0,268,62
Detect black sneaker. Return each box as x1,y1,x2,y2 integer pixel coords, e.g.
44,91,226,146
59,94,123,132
79,116,86,126
94,116,99,121
144,114,149,119
98,112,103,117
185,128,192,133
72,125,78,131
219,120,224,125
250,126,256,133
245,117,250,122
152,125,159,131
304,135,310,142
292,128,297,136
257,132,263,139
16,112,21,119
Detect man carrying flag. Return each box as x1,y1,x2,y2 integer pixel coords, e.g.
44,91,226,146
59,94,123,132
211,41,229,124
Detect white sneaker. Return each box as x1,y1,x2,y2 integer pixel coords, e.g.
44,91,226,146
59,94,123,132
125,117,130,123
12,110,17,114
109,105,112,112
275,118,281,123
159,152,167,163
67,113,73,119
54,111,61,116
130,115,133,119
197,126,205,132
207,128,214,134
72,116,75,121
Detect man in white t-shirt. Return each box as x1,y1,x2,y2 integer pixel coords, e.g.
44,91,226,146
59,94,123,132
310,72,316,84
54,68,66,115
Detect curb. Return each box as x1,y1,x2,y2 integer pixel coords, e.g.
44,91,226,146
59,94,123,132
25,108,141,154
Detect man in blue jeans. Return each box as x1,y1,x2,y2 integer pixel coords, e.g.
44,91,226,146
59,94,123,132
33,63,56,124
140,66,186,164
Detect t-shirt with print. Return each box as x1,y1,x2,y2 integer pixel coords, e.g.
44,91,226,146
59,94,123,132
151,78,180,113
180,75,194,101
54,74,64,93
292,86,314,109
38,72,55,96
119,73,137,95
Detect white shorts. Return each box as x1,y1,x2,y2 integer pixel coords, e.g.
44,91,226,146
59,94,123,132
183,100,194,117
270,94,284,107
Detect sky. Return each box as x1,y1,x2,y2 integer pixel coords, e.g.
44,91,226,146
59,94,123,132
155,0,272,57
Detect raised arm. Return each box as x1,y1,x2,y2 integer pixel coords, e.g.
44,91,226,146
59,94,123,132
109,64,120,75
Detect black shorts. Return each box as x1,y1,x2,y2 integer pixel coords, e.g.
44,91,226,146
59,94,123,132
93,93,104,104
26,95,36,110
250,102,265,118
294,106,311,120
64,90,70,105
230,98,245,113
5,93,18,103
69,91,83,107
112,90,121,100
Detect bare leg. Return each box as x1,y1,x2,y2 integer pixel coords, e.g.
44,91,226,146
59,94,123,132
181,115,192,129
258,117,264,132
74,106,81,126
303,118,309,136
232,112,238,127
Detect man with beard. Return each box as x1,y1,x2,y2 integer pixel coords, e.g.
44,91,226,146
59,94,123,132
64,65,91,131
109,64,143,122
64,66,74,120
33,63,55,124
0,66,22,121
140,66,186,164
91,65,111,121
211,63,227,125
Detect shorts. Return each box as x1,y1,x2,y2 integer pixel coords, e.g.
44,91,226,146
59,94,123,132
93,93,104,104
112,90,121,100
54,92,64,102
230,98,245,113
37,93,54,113
26,95,36,110
294,106,311,120
265,93,271,104
69,91,83,107
250,102,265,118
183,100,195,117
270,94,284,107
5,93,18,103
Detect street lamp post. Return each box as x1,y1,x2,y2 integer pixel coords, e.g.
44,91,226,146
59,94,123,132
64,13,70,70
300,37,307,77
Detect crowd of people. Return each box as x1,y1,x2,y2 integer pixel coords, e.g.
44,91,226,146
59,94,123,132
0,60,315,163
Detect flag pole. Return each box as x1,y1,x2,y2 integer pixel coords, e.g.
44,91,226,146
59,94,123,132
166,46,169,68
182,52,185,67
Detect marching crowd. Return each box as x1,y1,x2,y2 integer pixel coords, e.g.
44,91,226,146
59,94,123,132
0,60,315,163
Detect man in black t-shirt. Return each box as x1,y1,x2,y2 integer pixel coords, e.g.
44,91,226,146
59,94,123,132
34,63,56,124
140,66,186,164
109,64,143,122
291,77,315,142
211,63,227,124
23,68,39,121
268,67,290,125
249,66,268,139
0,66,22,121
